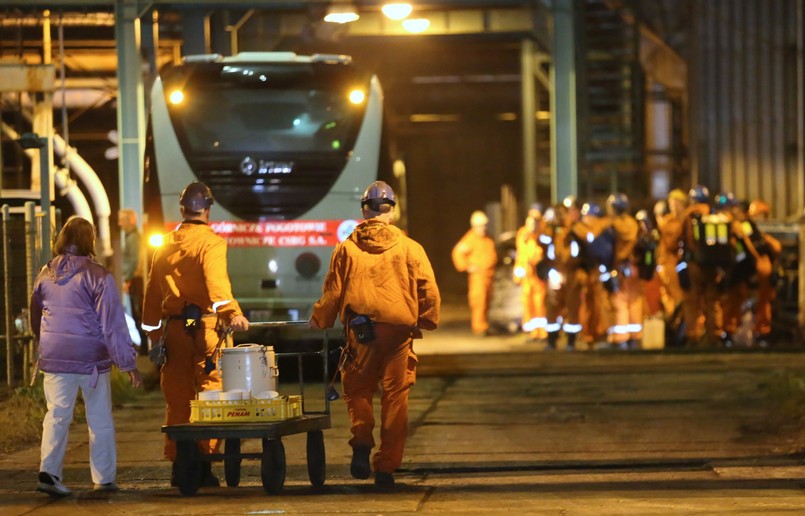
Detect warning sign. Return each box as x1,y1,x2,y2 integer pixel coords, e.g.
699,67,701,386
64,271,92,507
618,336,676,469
165,219,359,247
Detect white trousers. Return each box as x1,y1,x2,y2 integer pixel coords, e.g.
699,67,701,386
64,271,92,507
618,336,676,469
40,372,116,485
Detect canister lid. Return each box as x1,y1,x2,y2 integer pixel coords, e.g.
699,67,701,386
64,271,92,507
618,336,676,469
223,344,274,353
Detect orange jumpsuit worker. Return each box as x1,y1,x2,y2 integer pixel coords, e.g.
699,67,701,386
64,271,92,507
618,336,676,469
656,189,687,317
452,210,497,336
514,206,547,340
747,200,782,344
309,181,440,488
607,193,643,349
142,181,249,487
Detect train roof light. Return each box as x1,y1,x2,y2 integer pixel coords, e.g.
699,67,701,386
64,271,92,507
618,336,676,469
382,3,413,20
168,90,184,105
324,2,360,24
348,89,366,104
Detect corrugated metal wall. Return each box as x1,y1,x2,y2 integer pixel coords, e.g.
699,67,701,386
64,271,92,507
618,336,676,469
689,0,804,219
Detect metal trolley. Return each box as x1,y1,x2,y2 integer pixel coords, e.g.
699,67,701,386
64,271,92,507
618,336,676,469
162,321,333,496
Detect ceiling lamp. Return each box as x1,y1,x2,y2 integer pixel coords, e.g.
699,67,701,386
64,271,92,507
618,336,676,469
382,3,413,20
402,18,430,34
324,2,360,24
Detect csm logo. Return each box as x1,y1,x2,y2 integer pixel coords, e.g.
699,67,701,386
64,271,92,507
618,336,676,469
240,157,294,176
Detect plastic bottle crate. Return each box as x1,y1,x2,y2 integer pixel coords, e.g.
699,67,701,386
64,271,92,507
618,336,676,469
190,395,303,423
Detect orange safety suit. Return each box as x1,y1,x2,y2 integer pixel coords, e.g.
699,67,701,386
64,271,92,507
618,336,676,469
142,221,243,462
681,203,723,345
310,219,440,475
609,213,643,345
656,211,685,317
573,217,613,346
545,221,587,348
514,224,547,339
452,230,497,335
744,221,782,336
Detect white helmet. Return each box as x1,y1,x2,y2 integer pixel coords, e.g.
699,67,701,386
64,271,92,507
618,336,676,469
470,210,489,227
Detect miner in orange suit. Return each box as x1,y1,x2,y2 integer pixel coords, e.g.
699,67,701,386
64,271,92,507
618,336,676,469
746,200,781,345
606,193,643,349
452,210,498,336
309,180,440,488
656,188,687,318
514,205,547,341
141,181,249,488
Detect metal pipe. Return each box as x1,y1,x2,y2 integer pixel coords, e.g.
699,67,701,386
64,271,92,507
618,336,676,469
3,205,12,386
24,202,36,301
58,13,69,146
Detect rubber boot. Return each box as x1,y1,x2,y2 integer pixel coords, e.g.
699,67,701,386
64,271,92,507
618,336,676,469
565,333,576,352
546,331,558,351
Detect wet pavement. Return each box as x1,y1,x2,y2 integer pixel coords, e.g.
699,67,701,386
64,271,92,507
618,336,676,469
2,307,805,514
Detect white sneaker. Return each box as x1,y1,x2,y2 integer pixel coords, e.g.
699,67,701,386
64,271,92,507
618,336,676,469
37,472,72,497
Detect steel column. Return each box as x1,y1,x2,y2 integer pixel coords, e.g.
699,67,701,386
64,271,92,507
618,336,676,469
115,0,146,220
550,0,578,203
520,38,537,210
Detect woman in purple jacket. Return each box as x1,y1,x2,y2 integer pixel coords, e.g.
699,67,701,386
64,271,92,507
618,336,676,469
30,217,142,497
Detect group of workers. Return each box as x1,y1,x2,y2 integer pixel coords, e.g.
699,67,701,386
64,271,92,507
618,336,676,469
453,186,782,351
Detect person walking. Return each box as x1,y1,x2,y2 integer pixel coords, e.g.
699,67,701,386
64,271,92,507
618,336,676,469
309,180,440,488
141,181,249,487
452,210,497,336
30,217,142,497
513,205,547,341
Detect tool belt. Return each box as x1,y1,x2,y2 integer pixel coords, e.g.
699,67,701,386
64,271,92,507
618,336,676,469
348,313,376,344
168,303,217,335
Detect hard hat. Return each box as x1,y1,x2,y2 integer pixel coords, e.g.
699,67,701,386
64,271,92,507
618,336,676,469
361,180,396,207
179,181,214,212
668,188,687,203
714,192,737,209
688,184,710,204
653,199,669,218
606,193,630,214
470,210,489,227
581,202,604,218
748,200,770,218
562,195,579,210
527,203,543,220
635,209,650,222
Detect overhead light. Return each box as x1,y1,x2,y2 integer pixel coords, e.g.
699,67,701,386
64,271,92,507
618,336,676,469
402,18,430,34
382,3,413,20
324,2,360,24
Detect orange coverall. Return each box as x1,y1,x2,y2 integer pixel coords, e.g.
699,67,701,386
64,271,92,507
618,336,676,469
681,203,723,345
514,224,546,339
745,221,782,336
610,213,643,345
142,222,243,462
656,211,685,316
452,230,497,335
310,219,440,475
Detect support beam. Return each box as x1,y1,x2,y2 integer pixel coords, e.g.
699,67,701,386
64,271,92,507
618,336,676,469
115,0,146,223
550,0,578,203
520,38,537,210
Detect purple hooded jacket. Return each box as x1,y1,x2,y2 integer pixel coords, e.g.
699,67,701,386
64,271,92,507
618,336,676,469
30,250,137,382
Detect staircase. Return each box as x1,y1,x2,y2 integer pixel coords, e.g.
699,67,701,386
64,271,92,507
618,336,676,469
576,0,645,201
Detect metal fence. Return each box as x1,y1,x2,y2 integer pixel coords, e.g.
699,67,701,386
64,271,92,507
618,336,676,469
1,202,55,387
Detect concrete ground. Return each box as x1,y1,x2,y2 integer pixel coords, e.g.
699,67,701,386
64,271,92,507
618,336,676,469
2,305,805,514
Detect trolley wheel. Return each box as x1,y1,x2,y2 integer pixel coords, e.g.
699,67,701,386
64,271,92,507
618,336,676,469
224,438,242,487
306,430,326,487
174,439,202,496
261,438,286,495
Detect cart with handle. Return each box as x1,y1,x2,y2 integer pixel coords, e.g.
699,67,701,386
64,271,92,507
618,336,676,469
162,321,334,496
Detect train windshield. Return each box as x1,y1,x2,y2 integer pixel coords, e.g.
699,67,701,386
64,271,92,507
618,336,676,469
161,61,367,156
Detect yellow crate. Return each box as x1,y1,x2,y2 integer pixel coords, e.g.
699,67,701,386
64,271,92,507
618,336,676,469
190,395,304,423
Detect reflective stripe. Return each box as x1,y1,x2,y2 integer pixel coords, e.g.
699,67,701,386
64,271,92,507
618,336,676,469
547,244,556,260
141,321,162,332
523,317,547,332
599,264,608,273
586,232,594,243
212,300,232,313
539,234,552,245
608,324,630,335
563,323,583,334
514,266,526,279
676,261,688,272
627,324,643,333
599,272,611,282
570,241,579,258
736,252,746,262
545,322,562,332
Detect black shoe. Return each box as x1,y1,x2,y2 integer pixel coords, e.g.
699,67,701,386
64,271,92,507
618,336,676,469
201,462,220,487
375,471,395,488
350,446,372,480
37,472,72,498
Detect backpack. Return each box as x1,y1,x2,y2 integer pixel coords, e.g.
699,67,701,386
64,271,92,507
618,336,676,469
633,234,657,280
584,226,616,270
689,212,733,267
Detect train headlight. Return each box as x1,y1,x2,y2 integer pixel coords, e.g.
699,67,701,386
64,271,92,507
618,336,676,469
348,89,366,105
168,90,184,105
148,233,165,248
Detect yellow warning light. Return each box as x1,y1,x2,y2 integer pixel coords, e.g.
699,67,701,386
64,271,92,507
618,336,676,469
168,90,184,105
348,89,366,105
148,233,165,248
